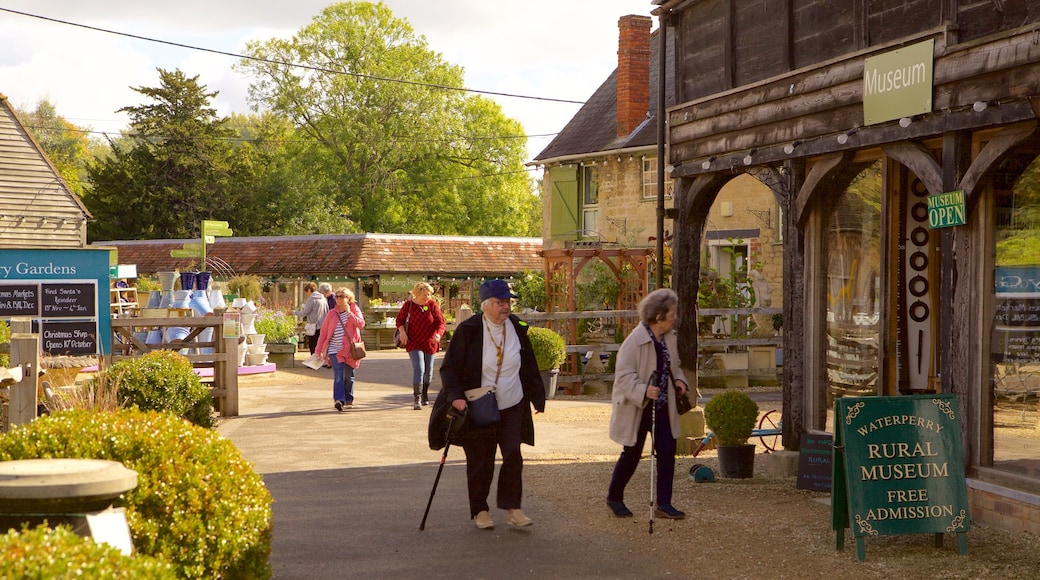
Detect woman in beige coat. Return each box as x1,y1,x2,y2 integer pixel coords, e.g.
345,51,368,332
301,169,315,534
607,288,691,519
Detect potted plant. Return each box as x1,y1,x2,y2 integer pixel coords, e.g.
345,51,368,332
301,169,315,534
703,389,760,478
527,326,566,399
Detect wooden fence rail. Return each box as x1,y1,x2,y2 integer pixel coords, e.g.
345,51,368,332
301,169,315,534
520,307,783,389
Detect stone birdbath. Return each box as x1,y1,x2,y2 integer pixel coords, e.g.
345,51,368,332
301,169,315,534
0,458,138,531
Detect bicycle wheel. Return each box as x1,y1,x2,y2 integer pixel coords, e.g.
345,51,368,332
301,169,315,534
758,409,781,451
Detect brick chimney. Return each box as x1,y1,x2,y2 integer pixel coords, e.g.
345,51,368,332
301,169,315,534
617,14,652,138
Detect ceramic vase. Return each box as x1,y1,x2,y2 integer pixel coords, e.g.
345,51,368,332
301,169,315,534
240,313,258,336
171,290,192,309
145,329,163,345
195,271,211,291
179,272,196,294
145,290,162,309
157,271,178,308
190,290,213,316
208,288,226,311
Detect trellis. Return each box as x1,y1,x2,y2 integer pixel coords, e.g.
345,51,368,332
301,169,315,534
542,247,654,392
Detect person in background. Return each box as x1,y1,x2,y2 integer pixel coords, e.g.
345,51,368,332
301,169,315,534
606,288,690,520
436,279,545,529
319,283,335,367
316,288,365,411
294,281,329,355
396,282,446,410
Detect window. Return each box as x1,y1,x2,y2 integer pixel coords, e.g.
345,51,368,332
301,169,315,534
642,157,674,199
987,153,1040,474
582,165,598,237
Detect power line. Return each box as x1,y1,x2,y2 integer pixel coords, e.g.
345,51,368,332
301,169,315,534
23,123,560,145
0,7,585,105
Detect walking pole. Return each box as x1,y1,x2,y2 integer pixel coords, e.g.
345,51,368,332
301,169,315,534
649,400,656,535
419,413,457,531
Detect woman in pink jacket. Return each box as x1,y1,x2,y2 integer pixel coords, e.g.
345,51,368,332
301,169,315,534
316,287,366,411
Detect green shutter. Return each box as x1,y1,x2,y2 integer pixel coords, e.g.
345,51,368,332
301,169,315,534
550,165,579,240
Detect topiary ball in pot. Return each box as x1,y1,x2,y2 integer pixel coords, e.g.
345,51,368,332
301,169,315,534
527,326,566,371
703,389,759,446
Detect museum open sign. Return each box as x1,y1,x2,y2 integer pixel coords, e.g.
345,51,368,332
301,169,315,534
927,190,966,229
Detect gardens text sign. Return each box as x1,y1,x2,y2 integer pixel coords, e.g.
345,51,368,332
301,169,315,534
831,394,968,560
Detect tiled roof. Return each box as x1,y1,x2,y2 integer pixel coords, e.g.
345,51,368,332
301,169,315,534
532,29,675,162
97,234,544,278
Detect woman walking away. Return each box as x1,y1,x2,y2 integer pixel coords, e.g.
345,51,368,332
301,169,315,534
396,282,446,409
606,288,691,520
294,282,329,355
434,279,545,529
316,288,365,411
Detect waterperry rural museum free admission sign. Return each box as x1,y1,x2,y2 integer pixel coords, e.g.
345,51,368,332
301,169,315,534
831,394,969,561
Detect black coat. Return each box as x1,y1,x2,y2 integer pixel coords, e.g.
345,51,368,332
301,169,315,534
428,313,546,450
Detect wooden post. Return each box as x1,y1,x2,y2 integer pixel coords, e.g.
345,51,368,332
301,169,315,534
220,336,239,417
9,333,39,427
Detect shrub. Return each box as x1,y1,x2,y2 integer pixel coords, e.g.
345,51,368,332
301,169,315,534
226,275,262,302
253,309,297,343
105,350,213,428
0,524,175,578
703,390,760,445
0,319,9,368
0,409,273,579
527,326,566,371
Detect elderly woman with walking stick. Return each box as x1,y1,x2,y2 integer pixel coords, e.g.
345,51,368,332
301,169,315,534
606,288,691,521
434,279,545,530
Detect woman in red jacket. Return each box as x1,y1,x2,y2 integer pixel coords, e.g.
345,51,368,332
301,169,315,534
396,282,446,409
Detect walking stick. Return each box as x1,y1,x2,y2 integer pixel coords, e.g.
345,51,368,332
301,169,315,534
649,400,656,535
419,412,458,531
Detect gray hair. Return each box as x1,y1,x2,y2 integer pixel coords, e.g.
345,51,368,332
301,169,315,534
318,282,333,294
638,288,678,325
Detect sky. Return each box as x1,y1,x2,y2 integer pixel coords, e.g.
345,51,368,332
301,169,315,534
0,1,659,163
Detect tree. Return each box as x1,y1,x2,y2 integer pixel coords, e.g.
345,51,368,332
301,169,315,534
15,100,98,197
237,1,538,236
85,69,250,241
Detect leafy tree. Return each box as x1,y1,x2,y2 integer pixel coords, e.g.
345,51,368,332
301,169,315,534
85,69,250,241
237,1,539,236
15,99,97,196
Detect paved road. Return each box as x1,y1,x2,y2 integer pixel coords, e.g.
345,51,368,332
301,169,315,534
219,350,705,579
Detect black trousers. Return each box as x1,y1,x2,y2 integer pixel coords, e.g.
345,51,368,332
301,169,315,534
607,401,677,507
306,329,320,355
462,402,524,517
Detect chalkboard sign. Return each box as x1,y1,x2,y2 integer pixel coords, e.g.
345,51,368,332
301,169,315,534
41,283,97,317
0,283,40,317
39,320,99,356
831,395,969,560
796,432,833,491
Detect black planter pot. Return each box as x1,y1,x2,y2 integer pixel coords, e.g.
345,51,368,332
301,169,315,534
540,369,559,399
716,444,756,478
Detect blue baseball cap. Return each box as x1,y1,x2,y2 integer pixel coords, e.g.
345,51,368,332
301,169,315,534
479,279,518,302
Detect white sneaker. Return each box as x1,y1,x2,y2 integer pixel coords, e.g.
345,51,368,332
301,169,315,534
474,510,494,529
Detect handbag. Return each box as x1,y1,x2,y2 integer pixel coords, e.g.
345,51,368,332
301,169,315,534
350,340,367,360
304,322,317,336
464,386,500,427
337,310,366,360
394,303,410,348
652,370,694,415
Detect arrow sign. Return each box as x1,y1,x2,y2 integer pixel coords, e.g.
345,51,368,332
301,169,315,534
202,220,233,237
171,248,203,258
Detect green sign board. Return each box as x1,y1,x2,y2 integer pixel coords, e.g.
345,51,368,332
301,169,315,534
863,39,934,125
832,394,969,560
927,190,966,229
379,276,424,293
